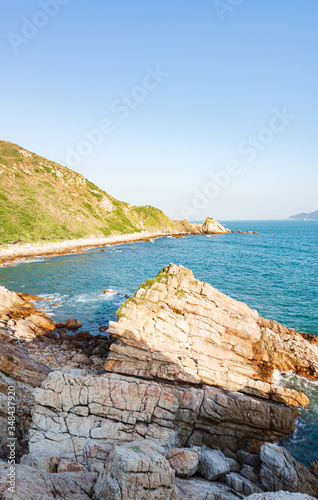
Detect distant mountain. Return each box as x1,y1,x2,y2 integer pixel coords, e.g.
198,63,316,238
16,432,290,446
0,141,198,245
289,210,318,220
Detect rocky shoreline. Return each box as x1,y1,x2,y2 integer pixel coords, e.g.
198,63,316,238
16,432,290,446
0,217,237,266
0,266,317,498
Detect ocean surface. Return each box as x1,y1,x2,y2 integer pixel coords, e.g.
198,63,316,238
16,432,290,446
0,220,317,465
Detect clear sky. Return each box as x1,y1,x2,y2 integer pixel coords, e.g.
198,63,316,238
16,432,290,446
0,0,317,220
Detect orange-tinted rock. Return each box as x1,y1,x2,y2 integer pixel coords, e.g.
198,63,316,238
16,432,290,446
67,319,82,330
29,314,56,332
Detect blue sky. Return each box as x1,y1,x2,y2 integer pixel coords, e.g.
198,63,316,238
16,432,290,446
0,0,317,220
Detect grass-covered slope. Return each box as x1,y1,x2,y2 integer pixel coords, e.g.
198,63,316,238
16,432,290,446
0,141,195,245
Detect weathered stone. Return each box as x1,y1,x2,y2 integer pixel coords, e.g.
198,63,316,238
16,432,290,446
105,264,318,406
241,464,260,482
176,477,241,499
58,459,88,473
226,458,241,473
72,353,90,364
199,447,230,481
166,448,199,477
29,371,299,463
0,286,31,315
20,453,62,472
0,463,97,499
237,450,261,471
260,443,318,497
226,472,264,496
0,342,51,387
28,314,56,331
94,440,178,499
67,319,82,330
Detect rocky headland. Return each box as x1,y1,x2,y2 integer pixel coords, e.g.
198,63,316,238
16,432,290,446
0,266,317,498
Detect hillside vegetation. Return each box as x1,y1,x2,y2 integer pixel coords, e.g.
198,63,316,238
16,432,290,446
0,141,194,245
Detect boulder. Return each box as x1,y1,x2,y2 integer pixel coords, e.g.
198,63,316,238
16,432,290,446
201,217,231,234
260,443,318,497
198,447,230,481
0,463,97,499
241,464,260,482
166,448,199,477
28,314,56,331
226,472,264,496
93,440,178,499
14,319,37,340
67,319,82,330
0,343,51,387
72,353,90,364
105,264,317,406
0,286,30,314
176,477,241,499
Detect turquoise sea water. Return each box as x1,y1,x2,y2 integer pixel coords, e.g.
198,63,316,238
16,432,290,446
0,220,317,464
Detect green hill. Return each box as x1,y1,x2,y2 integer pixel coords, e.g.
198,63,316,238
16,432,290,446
0,141,196,245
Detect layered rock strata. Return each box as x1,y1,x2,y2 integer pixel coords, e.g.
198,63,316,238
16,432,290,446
28,371,298,463
106,264,318,406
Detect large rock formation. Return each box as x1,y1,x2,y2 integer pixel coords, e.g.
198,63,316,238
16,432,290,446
105,264,318,407
260,444,318,497
201,216,231,234
28,370,298,463
2,266,318,498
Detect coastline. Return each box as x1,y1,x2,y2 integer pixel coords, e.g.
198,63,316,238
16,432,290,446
0,230,196,265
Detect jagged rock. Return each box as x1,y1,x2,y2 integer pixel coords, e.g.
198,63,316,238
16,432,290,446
166,448,200,477
20,453,62,472
226,458,241,473
260,443,318,497
0,286,31,315
176,477,241,499
237,450,261,471
105,264,318,406
201,217,231,234
310,460,318,478
0,463,97,499
93,440,178,499
0,343,51,387
241,464,260,482
29,371,299,463
0,342,52,460
246,494,317,500
14,319,37,340
28,314,56,331
226,472,264,496
198,447,230,481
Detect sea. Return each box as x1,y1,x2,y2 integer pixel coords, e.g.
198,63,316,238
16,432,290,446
0,220,317,465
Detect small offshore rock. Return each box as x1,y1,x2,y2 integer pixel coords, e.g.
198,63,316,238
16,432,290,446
67,318,82,330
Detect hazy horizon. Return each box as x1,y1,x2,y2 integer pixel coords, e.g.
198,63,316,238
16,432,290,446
1,1,317,221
